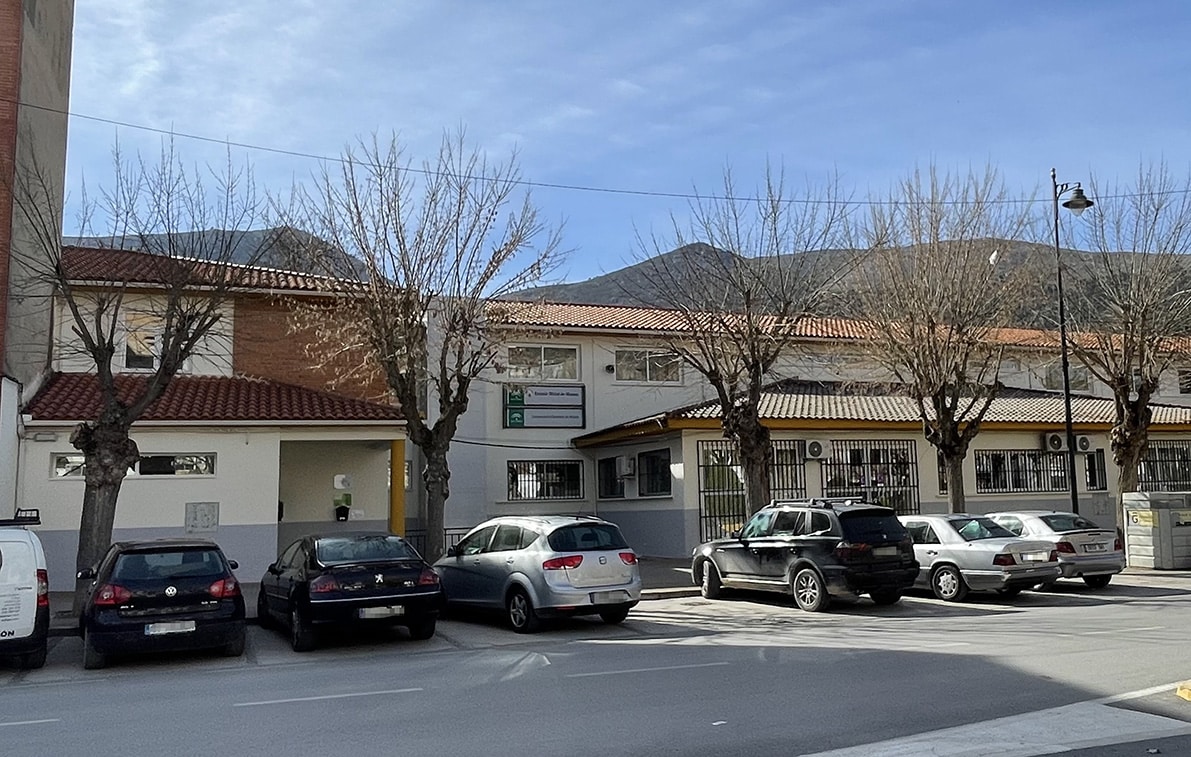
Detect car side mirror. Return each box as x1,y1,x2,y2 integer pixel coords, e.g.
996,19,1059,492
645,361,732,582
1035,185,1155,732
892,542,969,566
266,563,280,575
446,545,458,557
76,567,96,580
227,559,239,570
730,530,742,540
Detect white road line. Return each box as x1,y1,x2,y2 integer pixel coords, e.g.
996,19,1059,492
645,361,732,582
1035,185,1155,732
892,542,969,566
1096,680,1187,704
566,661,730,678
233,688,423,707
1079,625,1166,636
0,719,60,728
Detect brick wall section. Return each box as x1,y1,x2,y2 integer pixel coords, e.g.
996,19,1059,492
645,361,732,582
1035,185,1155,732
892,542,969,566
232,294,391,403
0,1,24,363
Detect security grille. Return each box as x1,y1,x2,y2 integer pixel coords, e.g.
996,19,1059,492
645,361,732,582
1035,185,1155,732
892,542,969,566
974,450,1068,494
1139,440,1191,491
821,439,920,515
696,439,807,543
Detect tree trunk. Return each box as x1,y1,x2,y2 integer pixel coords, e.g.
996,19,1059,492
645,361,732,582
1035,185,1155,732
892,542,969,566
421,446,450,561
944,453,966,514
733,421,772,515
72,480,123,614
1113,438,1145,509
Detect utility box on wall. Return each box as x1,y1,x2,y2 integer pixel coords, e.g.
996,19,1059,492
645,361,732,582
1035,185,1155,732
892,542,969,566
1122,491,1191,569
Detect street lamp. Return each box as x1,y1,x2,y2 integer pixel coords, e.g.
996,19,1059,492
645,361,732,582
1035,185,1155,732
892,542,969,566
1052,168,1093,515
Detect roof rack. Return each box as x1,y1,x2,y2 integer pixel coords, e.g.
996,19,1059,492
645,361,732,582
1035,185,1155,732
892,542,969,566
0,507,41,527
765,497,875,510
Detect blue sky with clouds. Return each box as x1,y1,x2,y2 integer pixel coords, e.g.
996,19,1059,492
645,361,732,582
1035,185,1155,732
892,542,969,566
65,1,1191,281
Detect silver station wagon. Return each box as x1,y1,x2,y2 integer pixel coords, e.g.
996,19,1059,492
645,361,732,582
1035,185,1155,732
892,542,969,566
899,514,1061,601
434,515,641,633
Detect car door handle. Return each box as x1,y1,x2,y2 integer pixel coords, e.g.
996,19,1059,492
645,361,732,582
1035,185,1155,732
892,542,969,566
505,558,515,565
926,550,938,555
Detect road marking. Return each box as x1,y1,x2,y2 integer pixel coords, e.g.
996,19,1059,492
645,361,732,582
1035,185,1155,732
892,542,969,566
566,661,730,678
0,719,60,728
1079,625,1165,636
233,688,423,707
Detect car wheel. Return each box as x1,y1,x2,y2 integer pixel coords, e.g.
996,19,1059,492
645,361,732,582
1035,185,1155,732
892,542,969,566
290,605,317,652
256,590,272,630
699,560,723,600
507,588,540,634
407,617,436,641
598,606,631,624
869,590,902,606
931,565,969,602
223,629,247,657
791,568,829,612
996,587,1023,598
1083,574,1112,589
18,644,47,670
82,629,107,670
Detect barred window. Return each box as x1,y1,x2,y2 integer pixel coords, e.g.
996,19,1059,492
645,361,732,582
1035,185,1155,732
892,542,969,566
1139,441,1191,491
638,449,672,496
597,457,624,499
507,460,583,500
974,450,1068,494
1086,449,1108,492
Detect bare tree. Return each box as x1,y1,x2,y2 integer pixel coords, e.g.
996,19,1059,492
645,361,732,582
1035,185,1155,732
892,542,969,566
12,142,269,607
631,166,852,515
1061,163,1191,499
850,167,1035,512
282,131,563,560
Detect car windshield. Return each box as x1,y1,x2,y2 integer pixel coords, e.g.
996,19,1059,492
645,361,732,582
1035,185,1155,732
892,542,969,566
951,518,1017,541
113,548,225,581
838,511,906,542
1039,513,1101,533
316,535,418,565
547,524,629,552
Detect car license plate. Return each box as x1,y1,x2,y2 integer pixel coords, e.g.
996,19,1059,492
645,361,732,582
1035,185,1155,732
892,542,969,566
1084,543,1107,553
144,620,196,636
1022,551,1048,562
591,590,628,604
872,546,898,557
359,605,404,619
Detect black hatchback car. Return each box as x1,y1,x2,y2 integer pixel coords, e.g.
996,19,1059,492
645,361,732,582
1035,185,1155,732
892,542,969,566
257,532,443,652
691,499,918,612
78,539,246,669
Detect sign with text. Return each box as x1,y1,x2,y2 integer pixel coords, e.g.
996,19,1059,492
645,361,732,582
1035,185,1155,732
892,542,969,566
1126,509,1155,528
504,384,585,428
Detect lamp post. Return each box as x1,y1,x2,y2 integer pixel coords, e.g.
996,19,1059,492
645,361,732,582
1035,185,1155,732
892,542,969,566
1051,168,1093,515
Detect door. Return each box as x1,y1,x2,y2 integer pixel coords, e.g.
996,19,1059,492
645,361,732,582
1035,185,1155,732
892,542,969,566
438,525,497,606
263,540,302,616
752,509,806,584
902,521,940,586
718,510,774,582
471,524,524,603
0,536,37,640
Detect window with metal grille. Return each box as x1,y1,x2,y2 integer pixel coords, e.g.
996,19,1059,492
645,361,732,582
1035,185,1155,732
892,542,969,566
937,451,948,494
1086,449,1108,492
597,457,625,499
507,460,583,500
820,439,920,514
1180,369,1191,395
694,439,808,542
1139,440,1191,491
974,450,1068,493
637,448,672,496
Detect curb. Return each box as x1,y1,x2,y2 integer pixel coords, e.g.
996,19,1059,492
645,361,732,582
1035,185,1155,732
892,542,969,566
641,587,700,601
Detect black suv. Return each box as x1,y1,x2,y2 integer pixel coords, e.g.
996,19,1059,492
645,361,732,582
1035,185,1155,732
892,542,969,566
691,499,918,612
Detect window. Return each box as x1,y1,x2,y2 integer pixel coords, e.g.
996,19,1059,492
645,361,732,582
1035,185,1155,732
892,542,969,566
974,450,1068,493
1043,363,1090,392
597,457,625,499
52,452,214,478
937,451,948,494
489,525,524,552
547,523,629,551
1086,449,1108,491
637,449,672,496
995,516,1025,536
903,521,939,545
507,346,578,381
125,312,158,369
771,510,805,535
1139,440,1191,491
740,510,774,539
53,454,85,477
1180,369,1191,395
457,525,497,556
949,517,1016,541
276,541,302,569
507,460,583,500
614,349,680,383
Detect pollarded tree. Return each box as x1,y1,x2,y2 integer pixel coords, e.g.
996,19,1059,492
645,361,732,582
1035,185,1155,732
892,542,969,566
630,166,853,515
850,167,1036,512
1060,163,1191,499
283,131,563,560
11,143,271,607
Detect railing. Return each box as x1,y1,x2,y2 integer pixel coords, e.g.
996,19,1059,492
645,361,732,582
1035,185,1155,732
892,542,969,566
403,528,470,558
822,439,921,515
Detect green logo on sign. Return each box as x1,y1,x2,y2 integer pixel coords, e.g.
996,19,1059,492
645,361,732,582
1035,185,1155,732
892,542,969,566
506,408,525,428
506,386,526,405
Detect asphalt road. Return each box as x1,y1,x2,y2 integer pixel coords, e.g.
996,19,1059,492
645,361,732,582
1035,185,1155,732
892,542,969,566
5,578,1191,757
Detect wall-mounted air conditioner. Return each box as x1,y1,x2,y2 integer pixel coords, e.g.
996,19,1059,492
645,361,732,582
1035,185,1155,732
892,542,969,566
1042,432,1068,452
615,455,636,477
805,439,832,460
1074,434,1093,453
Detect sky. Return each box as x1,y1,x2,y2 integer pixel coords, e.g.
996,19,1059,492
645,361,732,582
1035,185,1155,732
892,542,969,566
63,0,1191,283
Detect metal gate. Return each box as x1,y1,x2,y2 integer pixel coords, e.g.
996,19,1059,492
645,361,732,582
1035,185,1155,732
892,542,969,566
820,439,920,515
696,439,807,543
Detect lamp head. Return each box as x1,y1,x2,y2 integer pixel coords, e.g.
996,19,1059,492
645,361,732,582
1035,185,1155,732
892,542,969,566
1062,187,1094,217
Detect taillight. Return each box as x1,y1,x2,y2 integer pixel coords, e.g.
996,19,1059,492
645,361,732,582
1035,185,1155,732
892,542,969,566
36,569,49,608
1049,549,1059,562
309,575,340,593
208,578,241,598
1055,541,1076,554
417,568,440,586
542,555,583,570
94,583,132,606
1113,537,1123,552
992,553,1016,567
833,542,872,561
619,552,638,565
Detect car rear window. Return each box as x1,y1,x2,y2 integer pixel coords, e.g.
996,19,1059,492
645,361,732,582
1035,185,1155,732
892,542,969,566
547,524,629,552
838,511,906,542
1039,513,1101,533
316,535,418,564
950,517,1016,542
113,548,226,581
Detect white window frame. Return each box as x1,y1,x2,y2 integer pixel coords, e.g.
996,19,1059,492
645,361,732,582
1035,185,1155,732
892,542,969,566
613,348,682,385
505,344,580,382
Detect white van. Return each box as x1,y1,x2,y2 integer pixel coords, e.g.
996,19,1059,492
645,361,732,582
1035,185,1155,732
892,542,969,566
0,509,49,669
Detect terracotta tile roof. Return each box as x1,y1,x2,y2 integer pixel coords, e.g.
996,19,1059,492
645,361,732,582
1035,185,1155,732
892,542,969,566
24,373,403,424
61,246,339,293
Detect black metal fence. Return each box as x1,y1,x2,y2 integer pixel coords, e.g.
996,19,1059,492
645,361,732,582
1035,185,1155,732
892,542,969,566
821,439,920,515
973,449,1068,493
403,528,470,559
1139,440,1191,491
696,439,807,543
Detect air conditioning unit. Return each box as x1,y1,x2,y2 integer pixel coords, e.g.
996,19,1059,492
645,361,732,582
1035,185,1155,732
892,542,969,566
804,439,832,460
1074,434,1093,453
1042,432,1068,452
615,455,636,478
